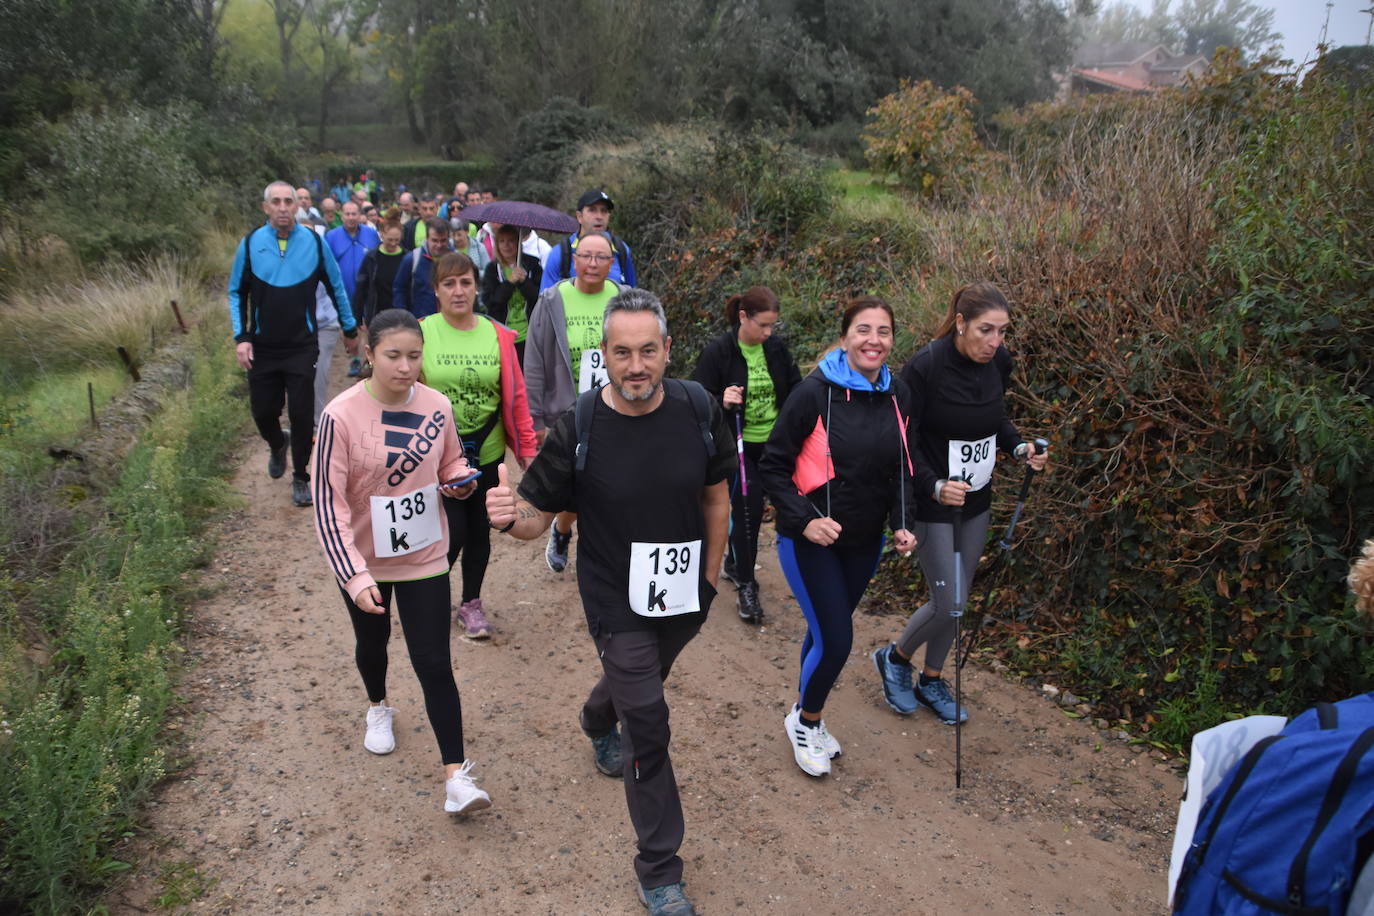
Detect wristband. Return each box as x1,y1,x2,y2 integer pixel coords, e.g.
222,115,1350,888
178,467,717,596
934,480,945,500
491,518,515,533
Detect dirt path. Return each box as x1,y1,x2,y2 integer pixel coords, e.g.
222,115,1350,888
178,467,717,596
109,353,1178,915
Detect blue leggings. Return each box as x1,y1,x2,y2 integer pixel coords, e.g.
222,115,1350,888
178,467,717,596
778,535,884,715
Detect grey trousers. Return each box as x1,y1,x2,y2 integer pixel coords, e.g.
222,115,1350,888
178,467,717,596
312,323,341,428
896,510,991,671
581,621,702,890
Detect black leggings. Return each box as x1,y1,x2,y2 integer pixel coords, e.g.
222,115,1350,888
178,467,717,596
443,459,500,603
342,575,466,764
728,440,766,585
778,534,884,715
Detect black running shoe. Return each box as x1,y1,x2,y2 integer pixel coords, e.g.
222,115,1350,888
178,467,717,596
268,430,290,479
737,581,763,624
292,478,312,507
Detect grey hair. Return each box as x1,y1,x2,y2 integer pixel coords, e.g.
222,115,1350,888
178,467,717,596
263,180,294,201
603,288,668,341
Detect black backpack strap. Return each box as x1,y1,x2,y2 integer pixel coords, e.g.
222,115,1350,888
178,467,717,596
573,388,598,472
1316,702,1338,730
460,410,504,465
669,378,717,458
560,235,575,283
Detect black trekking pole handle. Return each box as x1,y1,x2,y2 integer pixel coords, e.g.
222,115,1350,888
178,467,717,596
998,438,1049,550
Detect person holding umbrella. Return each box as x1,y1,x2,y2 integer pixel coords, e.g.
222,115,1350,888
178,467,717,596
871,282,1048,726
691,286,801,624
481,224,542,364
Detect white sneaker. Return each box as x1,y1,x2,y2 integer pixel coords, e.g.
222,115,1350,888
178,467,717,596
444,760,492,814
816,719,842,759
784,705,831,777
364,704,395,755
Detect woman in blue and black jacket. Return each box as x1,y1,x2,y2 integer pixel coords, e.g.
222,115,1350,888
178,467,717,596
759,296,919,779
692,286,801,624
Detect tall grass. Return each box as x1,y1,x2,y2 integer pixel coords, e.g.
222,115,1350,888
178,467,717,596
0,281,245,913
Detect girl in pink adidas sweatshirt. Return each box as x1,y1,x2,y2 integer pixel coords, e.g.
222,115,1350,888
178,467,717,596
312,307,492,815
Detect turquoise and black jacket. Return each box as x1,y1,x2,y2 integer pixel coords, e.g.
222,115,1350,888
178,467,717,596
228,223,357,352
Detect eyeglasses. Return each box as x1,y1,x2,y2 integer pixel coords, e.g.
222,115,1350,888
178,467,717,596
574,252,613,263
745,314,783,332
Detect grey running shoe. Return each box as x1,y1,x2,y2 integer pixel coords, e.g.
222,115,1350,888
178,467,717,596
291,478,312,507
545,520,572,572
638,882,697,916
872,643,918,715
346,356,362,377
721,556,741,587
268,430,290,479
916,676,969,725
737,581,764,623
590,726,623,777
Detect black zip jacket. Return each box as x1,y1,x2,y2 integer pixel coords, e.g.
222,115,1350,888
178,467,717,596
759,367,920,548
353,246,405,325
901,335,1022,524
690,331,803,414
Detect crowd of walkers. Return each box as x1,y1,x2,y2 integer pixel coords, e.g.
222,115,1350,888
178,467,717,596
229,175,1049,916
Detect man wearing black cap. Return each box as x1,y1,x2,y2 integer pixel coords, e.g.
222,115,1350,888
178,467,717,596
539,188,638,292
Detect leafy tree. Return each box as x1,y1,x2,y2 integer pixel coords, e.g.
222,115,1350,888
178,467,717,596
1079,0,1282,62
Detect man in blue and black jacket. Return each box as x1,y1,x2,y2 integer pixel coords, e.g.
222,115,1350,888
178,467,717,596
228,180,358,507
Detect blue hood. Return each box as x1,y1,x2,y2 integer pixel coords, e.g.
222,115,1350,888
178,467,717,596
818,347,891,392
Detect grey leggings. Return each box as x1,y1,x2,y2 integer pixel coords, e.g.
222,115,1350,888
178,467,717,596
896,510,990,672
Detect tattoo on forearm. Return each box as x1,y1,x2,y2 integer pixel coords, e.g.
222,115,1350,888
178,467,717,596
518,505,541,519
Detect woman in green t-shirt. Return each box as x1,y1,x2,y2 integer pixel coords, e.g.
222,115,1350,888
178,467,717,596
691,286,802,624
420,253,539,638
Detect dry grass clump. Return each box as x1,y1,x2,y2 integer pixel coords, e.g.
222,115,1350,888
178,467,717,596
0,257,204,375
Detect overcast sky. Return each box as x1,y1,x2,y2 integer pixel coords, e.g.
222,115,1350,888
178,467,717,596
1118,0,1372,67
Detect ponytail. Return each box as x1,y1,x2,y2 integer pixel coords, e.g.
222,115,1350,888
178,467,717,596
933,282,1010,339
725,285,780,327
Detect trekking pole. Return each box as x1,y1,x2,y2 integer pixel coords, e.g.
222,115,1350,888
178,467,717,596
960,438,1051,669
733,410,755,589
949,473,968,789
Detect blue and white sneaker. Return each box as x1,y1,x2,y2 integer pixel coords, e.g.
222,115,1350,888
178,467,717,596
590,727,623,777
545,520,572,573
872,643,917,715
916,676,968,725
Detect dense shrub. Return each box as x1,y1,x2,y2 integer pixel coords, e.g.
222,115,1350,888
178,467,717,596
862,80,988,200
501,97,623,205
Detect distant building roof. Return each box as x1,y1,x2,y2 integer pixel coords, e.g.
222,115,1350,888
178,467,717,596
1071,68,1154,92
1150,54,1209,72
1075,40,1173,67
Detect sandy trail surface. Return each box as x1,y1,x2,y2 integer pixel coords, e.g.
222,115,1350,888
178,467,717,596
109,353,1178,915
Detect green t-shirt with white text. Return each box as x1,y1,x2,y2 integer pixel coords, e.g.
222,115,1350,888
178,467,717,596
419,314,506,465
558,279,620,389
740,340,777,443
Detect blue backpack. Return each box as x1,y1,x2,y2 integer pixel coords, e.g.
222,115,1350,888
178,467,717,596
1173,693,1374,915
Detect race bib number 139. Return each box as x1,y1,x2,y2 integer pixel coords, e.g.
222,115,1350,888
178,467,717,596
627,540,701,618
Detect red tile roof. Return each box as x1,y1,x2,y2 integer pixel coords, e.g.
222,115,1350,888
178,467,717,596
1071,68,1153,92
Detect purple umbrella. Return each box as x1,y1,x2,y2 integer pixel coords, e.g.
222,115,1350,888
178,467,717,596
457,201,578,235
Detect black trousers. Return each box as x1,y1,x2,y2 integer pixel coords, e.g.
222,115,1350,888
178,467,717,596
728,440,767,584
443,459,501,603
247,344,317,481
341,575,467,764
581,621,702,890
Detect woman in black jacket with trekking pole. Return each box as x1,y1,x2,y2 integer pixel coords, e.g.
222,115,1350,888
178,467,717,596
692,286,802,624
871,282,1048,727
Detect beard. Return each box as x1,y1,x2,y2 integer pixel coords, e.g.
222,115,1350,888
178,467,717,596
614,377,661,402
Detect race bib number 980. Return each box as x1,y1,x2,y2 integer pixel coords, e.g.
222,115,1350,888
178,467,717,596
579,348,609,394
628,540,701,618
370,484,441,557
948,435,996,492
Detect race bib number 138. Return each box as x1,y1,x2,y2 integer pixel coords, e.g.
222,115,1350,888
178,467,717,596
627,540,701,618
370,484,441,557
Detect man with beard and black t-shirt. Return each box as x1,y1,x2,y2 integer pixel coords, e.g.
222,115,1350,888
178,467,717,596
486,288,730,916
